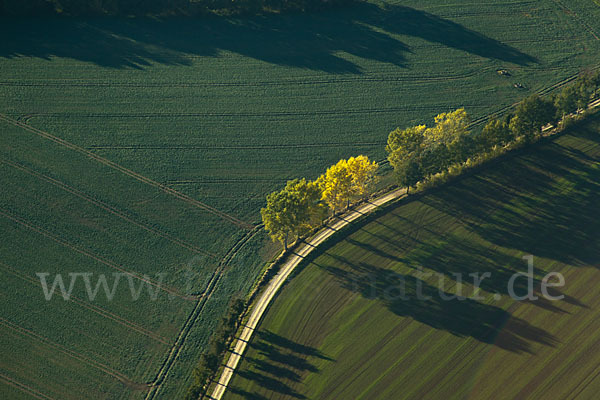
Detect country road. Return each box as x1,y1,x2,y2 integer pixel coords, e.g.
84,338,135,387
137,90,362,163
209,186,407,399
209,97,600,400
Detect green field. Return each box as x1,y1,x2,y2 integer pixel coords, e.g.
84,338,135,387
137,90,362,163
226,115,600,399
1,0,600,398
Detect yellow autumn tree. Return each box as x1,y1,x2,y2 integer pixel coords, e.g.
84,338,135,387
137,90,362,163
347,155,379,199
319,156,379,213
387,108,471,190
318,159,353,213
424,108,470,145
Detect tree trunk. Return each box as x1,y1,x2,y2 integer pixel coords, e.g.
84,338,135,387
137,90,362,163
284,231,288,250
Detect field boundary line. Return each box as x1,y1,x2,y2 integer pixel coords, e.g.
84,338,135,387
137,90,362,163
144,225,263,400
0,373,55,400
0,318,143,388
568,359,600,400
0,157,218,259
0,208,190,301
0,113,253,230
0,261,171,345
210,187,407,400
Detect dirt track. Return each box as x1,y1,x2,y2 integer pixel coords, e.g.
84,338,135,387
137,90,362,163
210,187,407,399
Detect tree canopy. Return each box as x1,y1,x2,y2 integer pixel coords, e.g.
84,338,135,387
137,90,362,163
261,155,378,249
479,117,512,151
509,94,557,139
318,156,378,212
261,178,323,249
386,108,471,191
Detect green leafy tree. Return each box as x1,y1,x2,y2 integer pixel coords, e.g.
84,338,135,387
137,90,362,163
425,108,471,170
575,70,600,107
510,95,557,140
387,125,423,189
396,155,423,194
387,109,471,189
261,178,324,249
425,108,470,146
386,125,426,167
288,178,327,233
554,85,579,118
419,143,449,177
508,114,526,139
573,71,600,110
479,117,512,151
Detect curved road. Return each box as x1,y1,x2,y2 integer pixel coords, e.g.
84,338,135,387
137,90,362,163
210,187,407,399
210,96,600,400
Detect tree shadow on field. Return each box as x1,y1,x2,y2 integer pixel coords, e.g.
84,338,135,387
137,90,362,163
284,131,600,354
0,2,536,72
314,257,557,354
421,125,600,269
228,387,270,400
394,232,585,312
231,330,333,399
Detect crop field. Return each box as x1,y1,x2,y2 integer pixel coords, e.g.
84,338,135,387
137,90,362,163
226,114,600,399
1,0,600,398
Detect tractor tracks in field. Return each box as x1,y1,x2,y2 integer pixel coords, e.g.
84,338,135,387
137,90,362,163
1,110,265,396
551,0,600,41
0,157,220,260
0,208,190,301
87,141,386,151
1,208,262,396
9,105,478,120
0,373,56,400
144,224,263,400
0,113,253,231
0,261,171,346
0,317,141,390
0,69,481,89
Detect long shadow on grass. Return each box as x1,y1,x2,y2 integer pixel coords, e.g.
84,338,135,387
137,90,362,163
279,131,600,353
421,124,600,269
227,127,600,397
329,194,582,312
314,258,557,354
284,206,559,353
231,331,333,399
228,387,269,400
0,3,536,71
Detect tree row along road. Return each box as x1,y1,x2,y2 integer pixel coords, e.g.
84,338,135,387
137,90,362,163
210,186,407,400
210,97,600,400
